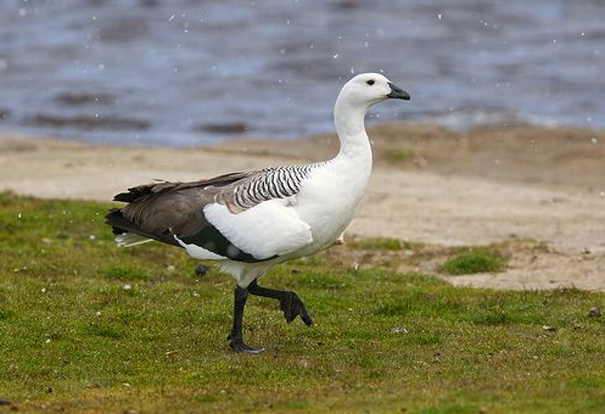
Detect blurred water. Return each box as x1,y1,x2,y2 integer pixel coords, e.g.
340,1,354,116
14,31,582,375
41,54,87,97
0,0,603,146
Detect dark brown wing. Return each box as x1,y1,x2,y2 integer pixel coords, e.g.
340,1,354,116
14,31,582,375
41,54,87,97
105,172,251,247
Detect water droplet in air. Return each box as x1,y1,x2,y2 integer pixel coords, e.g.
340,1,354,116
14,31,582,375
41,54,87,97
168,14,175,21
590,137,598,145
437,13,442,20
332,54,339,59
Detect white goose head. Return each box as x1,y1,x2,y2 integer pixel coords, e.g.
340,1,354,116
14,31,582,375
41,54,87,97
333,73,410,147
336,73,410,109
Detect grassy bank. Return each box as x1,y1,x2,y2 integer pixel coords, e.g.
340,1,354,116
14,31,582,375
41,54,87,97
0,191,604,413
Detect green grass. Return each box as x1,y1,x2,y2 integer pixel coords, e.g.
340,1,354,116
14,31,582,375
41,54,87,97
349,237,423,251
442,247,507,275
1,191,605,413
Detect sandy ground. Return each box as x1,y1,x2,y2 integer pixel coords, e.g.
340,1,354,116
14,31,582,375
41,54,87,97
1,124,604,291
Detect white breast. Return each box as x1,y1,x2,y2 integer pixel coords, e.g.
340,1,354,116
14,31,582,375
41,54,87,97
293,154,372,252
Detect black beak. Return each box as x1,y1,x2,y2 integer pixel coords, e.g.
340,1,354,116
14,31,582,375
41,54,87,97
387,82,411,100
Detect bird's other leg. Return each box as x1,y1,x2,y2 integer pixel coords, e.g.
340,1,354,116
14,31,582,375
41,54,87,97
247,280,313,326
228,285,264,353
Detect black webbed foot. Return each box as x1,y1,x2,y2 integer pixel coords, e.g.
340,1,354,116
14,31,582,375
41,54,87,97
229,338,265,354
246,280,313,327
280,292,313,326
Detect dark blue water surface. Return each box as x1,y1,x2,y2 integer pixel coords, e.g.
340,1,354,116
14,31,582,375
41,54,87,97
0,0,603,145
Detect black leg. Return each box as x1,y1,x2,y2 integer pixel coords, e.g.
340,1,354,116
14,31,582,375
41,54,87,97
228,286,264,353
248,280,313,326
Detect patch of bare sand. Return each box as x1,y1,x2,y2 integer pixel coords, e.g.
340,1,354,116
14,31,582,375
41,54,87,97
0,124,603,291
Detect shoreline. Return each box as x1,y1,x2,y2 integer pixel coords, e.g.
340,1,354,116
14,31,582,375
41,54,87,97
1,122,605,291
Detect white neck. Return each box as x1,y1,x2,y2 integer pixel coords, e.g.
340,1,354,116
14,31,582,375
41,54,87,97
332,94,372,161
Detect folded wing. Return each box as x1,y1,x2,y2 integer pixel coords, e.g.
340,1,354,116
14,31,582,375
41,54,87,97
106,169,313,263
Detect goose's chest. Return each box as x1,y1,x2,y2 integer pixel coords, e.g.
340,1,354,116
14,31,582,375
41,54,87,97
294,160,371,246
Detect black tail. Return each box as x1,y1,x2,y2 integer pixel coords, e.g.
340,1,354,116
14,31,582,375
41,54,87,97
105,208,131,235
105,208,182,248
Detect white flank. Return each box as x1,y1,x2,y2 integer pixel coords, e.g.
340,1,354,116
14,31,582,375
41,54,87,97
204,199,313,260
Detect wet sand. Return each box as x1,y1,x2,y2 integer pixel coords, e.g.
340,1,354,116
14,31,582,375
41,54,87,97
1,123,604,291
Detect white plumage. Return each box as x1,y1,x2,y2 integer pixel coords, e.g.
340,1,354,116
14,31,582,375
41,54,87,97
203,199,313,261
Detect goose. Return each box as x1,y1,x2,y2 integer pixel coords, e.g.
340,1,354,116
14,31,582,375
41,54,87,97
105,73,410,353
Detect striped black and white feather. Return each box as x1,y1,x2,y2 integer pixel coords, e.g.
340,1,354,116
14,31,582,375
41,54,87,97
217,163,326,212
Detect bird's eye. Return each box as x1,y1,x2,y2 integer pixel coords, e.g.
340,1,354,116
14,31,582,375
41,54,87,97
367,80,375,86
